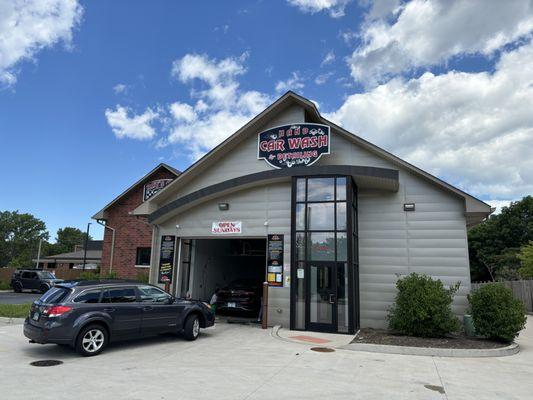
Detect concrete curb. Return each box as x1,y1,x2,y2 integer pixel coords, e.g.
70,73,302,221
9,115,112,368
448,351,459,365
341,341,520,358
0,316,25,325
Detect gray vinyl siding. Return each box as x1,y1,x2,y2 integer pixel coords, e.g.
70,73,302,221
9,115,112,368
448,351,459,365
157,183,292,328
152,103,472,329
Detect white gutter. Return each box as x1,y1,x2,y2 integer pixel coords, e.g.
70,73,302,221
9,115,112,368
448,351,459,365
96,219,115,274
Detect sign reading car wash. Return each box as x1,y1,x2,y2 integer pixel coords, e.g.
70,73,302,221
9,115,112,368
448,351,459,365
144,179,173,201
211,221,242,235
257,123,330,169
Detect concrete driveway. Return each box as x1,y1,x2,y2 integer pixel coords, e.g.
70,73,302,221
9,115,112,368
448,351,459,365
0,291,40,304
0,318,532,400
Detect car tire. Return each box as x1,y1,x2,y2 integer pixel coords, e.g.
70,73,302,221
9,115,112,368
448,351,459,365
39,284,49,294
13,282,22,293
75,324,108,357
183,314,200,341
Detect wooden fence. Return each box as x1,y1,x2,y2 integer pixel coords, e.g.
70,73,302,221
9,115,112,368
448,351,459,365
471,280,533,312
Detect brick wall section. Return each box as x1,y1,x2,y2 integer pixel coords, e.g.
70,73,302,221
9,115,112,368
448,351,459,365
100,168,177,279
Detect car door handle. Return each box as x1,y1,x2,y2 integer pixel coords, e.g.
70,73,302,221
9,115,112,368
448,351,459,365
103,308,115,313
143,306,153,311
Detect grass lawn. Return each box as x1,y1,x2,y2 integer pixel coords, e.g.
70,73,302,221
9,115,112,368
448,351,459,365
0,303,31,318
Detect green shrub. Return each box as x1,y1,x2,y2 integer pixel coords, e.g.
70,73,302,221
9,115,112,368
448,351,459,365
136,271,149,283
0,280,11,290
78,271,118,280
388,273,460,337
469,283,526,342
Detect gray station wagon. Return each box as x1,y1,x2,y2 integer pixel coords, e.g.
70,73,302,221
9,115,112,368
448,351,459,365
24,280,215,356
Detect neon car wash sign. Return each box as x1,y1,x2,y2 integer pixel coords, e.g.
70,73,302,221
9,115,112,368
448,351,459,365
257,123,330,169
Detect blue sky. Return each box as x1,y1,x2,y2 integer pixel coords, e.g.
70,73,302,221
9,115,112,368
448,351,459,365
1,0,533,241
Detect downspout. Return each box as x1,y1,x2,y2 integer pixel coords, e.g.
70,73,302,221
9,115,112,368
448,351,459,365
97,219,115,274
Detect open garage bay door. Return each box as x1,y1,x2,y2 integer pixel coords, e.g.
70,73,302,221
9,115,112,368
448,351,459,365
177,239,266,319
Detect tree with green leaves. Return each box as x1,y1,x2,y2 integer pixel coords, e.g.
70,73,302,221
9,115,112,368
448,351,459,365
0,211,49,267
50,227,92,255
468,196,533,282
518,241,533,279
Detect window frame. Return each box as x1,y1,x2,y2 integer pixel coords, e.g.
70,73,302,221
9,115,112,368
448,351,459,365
135,247,152,267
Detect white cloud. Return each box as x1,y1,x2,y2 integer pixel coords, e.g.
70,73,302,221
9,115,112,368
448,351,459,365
113,83,128,94
327,41,533,199
350,0,533,85
486,200,516,215
169,102,196,123
166,53,272,159
315,72,334,85
275,72,305,93
105,105,159,140
287,0,352,18
0,0,82,86
321,50,335,66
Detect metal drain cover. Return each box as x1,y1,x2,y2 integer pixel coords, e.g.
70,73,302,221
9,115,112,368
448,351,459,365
30,360,63,367
310,347,335,353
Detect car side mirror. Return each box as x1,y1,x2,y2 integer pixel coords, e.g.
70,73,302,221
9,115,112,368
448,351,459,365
167,296,175,304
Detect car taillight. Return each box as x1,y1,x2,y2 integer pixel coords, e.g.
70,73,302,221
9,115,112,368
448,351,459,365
43,305,72,317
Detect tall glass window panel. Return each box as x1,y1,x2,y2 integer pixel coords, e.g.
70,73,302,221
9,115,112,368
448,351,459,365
295,261,306,329
308,232,335,261
295,232,306,261
336,177,346,201
336,202,347,231
337,263,349,332
307,178,335,202
296,204,306,230
337,232,348,262
307,203,335,230
296,179,306,202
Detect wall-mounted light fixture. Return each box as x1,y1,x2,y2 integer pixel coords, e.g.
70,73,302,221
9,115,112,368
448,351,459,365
403,203,416,212
218,202,229,211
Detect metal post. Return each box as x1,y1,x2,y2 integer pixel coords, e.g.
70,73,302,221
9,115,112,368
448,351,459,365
82,222,91,271
261,282,269,329
35,239,42,269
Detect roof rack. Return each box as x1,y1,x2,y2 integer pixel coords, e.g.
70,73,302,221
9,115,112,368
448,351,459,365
63,279,140,287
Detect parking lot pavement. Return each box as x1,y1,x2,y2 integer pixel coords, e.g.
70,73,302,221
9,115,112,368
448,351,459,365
0,317,532,400
0,291,40,304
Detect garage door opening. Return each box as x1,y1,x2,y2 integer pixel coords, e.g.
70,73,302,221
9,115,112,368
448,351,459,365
177,238,266,323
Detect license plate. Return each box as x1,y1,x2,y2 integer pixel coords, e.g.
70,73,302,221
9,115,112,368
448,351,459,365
228,302,236,308
32,312,39,321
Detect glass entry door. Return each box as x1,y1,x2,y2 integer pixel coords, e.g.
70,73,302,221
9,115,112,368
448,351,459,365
307,262,337,332
291,175,358,334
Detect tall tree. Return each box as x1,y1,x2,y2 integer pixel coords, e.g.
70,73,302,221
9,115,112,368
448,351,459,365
469,196,533,281
51,227,92,255
0,211,49,267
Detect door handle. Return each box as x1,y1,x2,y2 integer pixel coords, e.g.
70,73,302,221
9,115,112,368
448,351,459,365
329,294,335,304
143,306,153,311
103,308,115,313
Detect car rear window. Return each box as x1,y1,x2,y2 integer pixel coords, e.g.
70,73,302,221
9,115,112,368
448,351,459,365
74,290,102,303
102,288,137,303
39,287,70,304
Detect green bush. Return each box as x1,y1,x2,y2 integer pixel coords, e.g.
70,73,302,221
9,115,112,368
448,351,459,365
136,271,149,283
388,273,460,337
469,283,526,342
0,280,11,290
78,271,118,280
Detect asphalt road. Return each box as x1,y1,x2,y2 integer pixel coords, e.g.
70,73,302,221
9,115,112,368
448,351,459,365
0,291,40,305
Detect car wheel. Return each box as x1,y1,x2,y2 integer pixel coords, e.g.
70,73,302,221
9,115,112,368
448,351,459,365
13,282,22,293
183,314,200,341
39,284,49,294
75,324,108,357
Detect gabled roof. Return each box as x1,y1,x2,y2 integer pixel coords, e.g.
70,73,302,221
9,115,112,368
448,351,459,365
135,91,492,225
92,163,180,220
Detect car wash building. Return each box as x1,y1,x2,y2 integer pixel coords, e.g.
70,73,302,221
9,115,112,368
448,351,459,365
133,92,491,334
